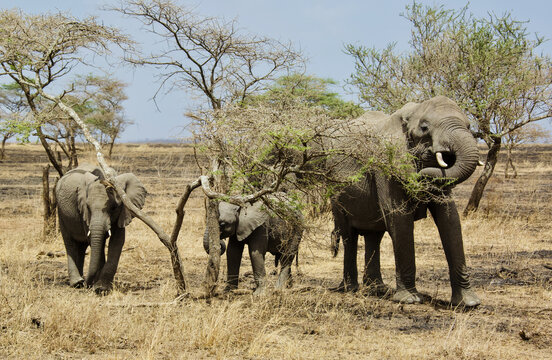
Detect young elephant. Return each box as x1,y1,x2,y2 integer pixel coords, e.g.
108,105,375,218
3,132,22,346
56,164,146,293
203,200,303,295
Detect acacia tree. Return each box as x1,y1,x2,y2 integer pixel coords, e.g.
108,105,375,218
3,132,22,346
73,75,132,158
0,9,134,176
0,83,35,159
345,2,552,214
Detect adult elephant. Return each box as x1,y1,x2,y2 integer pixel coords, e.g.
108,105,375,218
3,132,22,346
203,200,303,295
329,96,481,307
56,164,146,293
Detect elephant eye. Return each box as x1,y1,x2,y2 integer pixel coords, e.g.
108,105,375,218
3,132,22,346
419,122,429,133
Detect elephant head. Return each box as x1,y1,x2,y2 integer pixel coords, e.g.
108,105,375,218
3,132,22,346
202,201,270,254
76,169,146,284
391,96,479,186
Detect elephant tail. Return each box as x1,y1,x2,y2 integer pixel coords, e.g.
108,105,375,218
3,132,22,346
331,229,340,257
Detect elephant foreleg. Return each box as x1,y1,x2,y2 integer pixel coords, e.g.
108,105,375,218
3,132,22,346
429,201,480,307
75,241,88,277
225,236,245,291
94,227,125,293
63,236,86,288
248,228,268,295
386,213,421,304
362,231,388,296
60,227,85,288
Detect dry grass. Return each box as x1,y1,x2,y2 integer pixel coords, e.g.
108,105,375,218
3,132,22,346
1,143,551,359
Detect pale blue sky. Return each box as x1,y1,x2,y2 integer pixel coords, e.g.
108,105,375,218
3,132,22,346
3,1,552,141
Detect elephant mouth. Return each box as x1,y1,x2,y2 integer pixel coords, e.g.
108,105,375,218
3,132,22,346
435,151,456,169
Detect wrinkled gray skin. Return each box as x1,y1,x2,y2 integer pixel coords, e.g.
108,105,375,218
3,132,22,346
330,96,481,307
203,201,302,295
56,164,146,293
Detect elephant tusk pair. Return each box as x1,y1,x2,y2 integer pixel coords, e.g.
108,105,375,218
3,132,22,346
436,152,448,168
478,160,485,166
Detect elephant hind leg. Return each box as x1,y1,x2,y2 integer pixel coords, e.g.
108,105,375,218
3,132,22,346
342,230,360,292
275,252,295,290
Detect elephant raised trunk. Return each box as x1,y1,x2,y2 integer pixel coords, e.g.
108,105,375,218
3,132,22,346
419,127,479,186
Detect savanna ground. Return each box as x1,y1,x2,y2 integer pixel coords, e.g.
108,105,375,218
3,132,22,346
1,143,551,359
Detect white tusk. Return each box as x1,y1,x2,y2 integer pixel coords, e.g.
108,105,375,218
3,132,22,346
478,160,485,166
436,152,448,168
108,230,111,238
87,230,90,237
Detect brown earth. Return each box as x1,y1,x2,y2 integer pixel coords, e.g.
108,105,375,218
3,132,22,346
0,143,551,359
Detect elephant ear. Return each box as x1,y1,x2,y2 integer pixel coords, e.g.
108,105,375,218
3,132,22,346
391,102,419,125
76,172,100,226
236,201,270,241
115,173,147,228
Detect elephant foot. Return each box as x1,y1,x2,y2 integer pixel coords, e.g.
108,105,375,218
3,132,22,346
70,277,85,288
275,273,293,290
392,288,422,304
362,280,390,297
252,286,266,296
330,280,359,293
223,283,238,293
93,281,113,296
451,287,481,308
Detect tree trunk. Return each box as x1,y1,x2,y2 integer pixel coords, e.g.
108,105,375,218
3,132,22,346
108,138,115,159
463,138,501,216
42,164,57,239
1,136,7,160
504,146,517,179
203,198,221,296
36,126,64,176
68,133,78,169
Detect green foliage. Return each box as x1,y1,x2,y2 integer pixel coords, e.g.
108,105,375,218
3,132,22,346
346,2,552,144
247,74,364,119
0,83,36,142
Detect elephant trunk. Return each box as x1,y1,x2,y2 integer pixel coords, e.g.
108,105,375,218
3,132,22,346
87,218,108,285
203,228,227,255
419,128,479,186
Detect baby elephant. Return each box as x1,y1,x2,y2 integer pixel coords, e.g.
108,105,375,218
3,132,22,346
203,200,303,295
56,164,146,293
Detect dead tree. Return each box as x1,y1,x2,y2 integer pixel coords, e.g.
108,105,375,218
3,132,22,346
41,164,57,239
